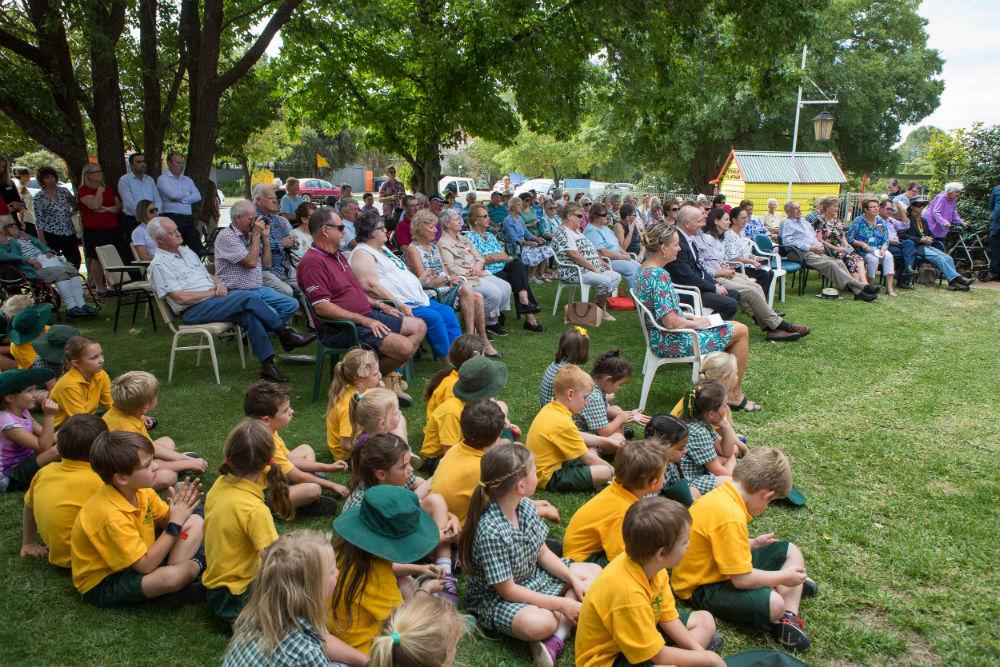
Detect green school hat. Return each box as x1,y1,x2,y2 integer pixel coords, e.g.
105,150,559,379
724,649,809,667
453,355,508,401
0,368,55,399
780,484,807,507
32,325,81,364
332,485,439,563
8,304,52,344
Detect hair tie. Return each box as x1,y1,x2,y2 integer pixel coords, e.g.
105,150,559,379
268,458,275,466
574,325,588,337
354,391,364,401
390,631,400,645
477,480,487,488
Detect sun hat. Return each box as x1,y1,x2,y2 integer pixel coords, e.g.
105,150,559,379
453,355,508,401
910,196,929,206
332,485,439,563
781,485,807,507
819,287,840,299
32,324,81,364
0,367,55,399
8,304,51,344
724,649,809,667
428,193,445,204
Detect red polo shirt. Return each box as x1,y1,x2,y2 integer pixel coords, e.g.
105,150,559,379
296,244,370,314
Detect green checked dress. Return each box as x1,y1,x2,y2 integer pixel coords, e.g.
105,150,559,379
465,498,570,635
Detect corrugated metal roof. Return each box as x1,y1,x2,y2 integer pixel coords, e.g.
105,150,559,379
732,151,847,184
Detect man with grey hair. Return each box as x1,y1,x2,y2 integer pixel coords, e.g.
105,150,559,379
337,197,359,250
147,217,313,382
253,183,297,295
156,151,203,255
780,200,878,301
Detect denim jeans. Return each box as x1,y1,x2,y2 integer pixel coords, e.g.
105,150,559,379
181,291,282,361
917,245,959,281
888,239,917,272
408,300,462,358
240,287,298,323
989,220,1000,276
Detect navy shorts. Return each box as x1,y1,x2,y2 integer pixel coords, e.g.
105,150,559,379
320,310,403,351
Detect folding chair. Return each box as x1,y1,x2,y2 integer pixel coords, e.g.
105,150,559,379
95,245,157,333
150,291,245,383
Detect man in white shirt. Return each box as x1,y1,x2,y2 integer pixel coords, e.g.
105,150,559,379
157,151,204,255
118,153,162,239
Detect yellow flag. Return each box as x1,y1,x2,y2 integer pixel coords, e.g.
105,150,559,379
316,153,330,168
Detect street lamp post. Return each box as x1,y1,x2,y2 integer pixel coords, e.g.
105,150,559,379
787,44,839,201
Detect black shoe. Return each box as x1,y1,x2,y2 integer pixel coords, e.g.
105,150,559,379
802,577,819,598
948,278,970,291
989,274,1000,282
486,323,508,336
770,611,810,653
765,329,801,342
863,284,881,294
298,495,339,517
898,282,914,290
523,320,545,333
959,275,975,286
706,632,725,653
516,302,541,315
277,326,316,352
260,358,289,383
853,291,877,302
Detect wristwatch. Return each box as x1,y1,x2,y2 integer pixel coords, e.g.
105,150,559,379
165,522,183,537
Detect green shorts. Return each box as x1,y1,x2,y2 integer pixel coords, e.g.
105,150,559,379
661,479,695,507
421,455,441,476
4,455,41,492
545,457,593,492
585,552,609,567
82,569,147,607
207,586,249,625
611,612,692,666
687,540,790,628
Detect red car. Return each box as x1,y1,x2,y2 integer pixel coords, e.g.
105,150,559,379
296,178,341,202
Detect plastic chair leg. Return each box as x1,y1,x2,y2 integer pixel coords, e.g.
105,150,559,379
312,348,327,403
638,357,656,412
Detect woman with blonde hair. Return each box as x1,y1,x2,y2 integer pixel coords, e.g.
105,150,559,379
77,162,122,293
369,592,470,667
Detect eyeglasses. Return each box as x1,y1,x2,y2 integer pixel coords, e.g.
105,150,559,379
324,223,346,231
668,207,680,212
148,208,158,214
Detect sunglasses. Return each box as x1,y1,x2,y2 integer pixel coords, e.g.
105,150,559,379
668,207,680,212
148,208,158,214
325,223,346,231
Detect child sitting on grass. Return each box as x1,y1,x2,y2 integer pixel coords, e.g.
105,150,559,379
223,529,356,666
350,387,421,478
0,295,38,371
673,352,751,454
70,431,205,607
328,485,445,659
203,418,285,625
526,364,613,492
245,381,347,516
423,333,485,421
21,414,107,565
645,414,700,506
678,380,739,495
6,301,50,370
460,443,602,667
0,368,59,492
575,348,650,441
671,447,817,653
576,496,725,667
562,438,668,566
103,370,207,490
49,334,111,428
326,348,385,462
369,592,470,667
29,323,78,377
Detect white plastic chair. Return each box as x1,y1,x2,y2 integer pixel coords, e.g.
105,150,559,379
150,291,246,383
671,283,712,316
551,253,592,316
631,288,703,412
746,240,787,306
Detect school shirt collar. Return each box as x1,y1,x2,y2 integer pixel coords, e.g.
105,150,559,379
720,481,752,523
222,473,266,500
59,458,93,472
456,442,486,458
622,553,661,595
607,479,638,503
103,484,142,515
547,400,573,419
64,366,93,388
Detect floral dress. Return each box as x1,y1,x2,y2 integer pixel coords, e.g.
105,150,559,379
816,217,863,274
463,230,506,274
634,266,732,358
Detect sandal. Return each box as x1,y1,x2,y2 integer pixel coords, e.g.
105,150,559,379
728,396,762,412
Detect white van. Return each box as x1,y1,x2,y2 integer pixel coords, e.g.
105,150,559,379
438,177,477,197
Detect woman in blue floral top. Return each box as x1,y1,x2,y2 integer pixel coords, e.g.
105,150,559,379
635,220,755,407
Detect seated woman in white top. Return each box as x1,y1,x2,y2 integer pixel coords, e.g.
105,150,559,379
130,199,159,261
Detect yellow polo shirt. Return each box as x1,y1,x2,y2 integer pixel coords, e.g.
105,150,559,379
102,406,150,439
421,395,465,460
11,326,47,368
576,553,679,667
70,485,169,594
257,431,296,490
24,458,103,568
51,367,112,428
203,474,278,595
325,390,354,461
526,400,588,489
327,557,401,655
671,482,753,600
425,370,458,422
563,480,640,563
429,441,486,524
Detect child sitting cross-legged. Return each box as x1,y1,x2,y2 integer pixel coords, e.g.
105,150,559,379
673,352,750,456
0,368,59,493
645,414,700,506
369,592,471,667
21,414,107,564
203,418,285,626
245,381,348,517
459,443,602,667
326,348,390,463
49,335,111,428
575,496,725,667
575,348,650,446
526,364,614,492
223,529,350,667
562,438,669,566
671,447,817,653
678,380,739,495
103,370,207,490
328,485,447,661
70,431,205,607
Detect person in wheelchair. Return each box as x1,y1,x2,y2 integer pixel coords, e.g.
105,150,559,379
0,216,97,317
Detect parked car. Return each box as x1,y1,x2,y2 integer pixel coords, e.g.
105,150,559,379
296,178,341,202
513,178,555,198
25,178,74,198
438,177,478,198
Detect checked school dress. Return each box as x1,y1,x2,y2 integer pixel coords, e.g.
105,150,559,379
634,266,732,358
465,498,570,635
679,421,720,494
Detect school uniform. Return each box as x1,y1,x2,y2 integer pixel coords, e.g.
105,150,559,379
562,480,639,565
24,458,102,567
429,441,486,523
426,369,459,422
326,557,400,654
420,395,465,474
325,390,354,461
50,367,112,428
678,421,721,494
102,406,150,438
526,401,590,491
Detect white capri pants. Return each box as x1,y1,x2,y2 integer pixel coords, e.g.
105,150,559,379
581,268,622,296
861,251,894,278
474,274,512,318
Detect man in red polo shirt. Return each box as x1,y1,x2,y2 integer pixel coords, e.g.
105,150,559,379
296,206,425,405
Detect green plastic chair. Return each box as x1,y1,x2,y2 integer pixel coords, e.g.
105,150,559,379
307,302,361,403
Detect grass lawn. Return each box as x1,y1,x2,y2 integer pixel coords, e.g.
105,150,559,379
1,280,998,666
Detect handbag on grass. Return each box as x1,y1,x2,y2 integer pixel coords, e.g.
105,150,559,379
564,301,606,327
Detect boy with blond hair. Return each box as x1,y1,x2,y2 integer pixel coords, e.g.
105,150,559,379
563,439,668,565
526,364,613,491
576,496,724,667
671,447,817,653
103,370,206,489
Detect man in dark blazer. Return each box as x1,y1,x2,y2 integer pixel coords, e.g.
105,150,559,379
665,204,741,319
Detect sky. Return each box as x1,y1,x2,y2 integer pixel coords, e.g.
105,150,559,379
900,0,1000,135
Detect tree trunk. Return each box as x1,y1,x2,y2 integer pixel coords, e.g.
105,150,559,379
240,155,252,199
411,144,442,195
89,1,128,187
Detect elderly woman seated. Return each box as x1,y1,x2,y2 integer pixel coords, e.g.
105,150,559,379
403,209,501,357
583,201,640,291
503,196,554,283
848,199,896,295
723,206,775,295
551,202,622,313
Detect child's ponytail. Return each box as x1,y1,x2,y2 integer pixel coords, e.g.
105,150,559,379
328,349,378,416
554,326,589,364
591,347,632,381
684,379,727,424
219,418,295,520
368,592,470,667
265,464,294,521
349,388,396,449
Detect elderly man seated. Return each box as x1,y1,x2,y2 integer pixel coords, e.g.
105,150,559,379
780,200,879,302
215,199,301,323
253,183,298,296
296,206,425,404
147,217,313,382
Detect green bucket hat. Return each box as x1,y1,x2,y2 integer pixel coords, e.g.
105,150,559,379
8,304,51,344
0,368,55,399
453,355,508,401
724,649,809,667
780,484,807,508
32,324,81,364
332,485,439,563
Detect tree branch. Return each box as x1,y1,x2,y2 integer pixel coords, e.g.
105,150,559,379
221,0,271,31
0,27,43,63
218,0,302,90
